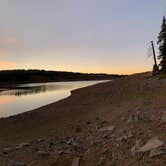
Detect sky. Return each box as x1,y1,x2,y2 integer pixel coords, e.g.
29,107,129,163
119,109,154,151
0,0,165,74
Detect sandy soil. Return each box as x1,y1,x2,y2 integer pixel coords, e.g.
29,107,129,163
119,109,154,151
0,72,165,166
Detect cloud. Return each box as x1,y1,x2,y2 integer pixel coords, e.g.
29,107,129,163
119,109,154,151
6,37,17,44
0,51,9,56
0,61,15,69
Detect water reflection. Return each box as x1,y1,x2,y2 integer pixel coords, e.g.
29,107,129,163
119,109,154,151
0,80,109,118
0,84,72,96
0,96,15,104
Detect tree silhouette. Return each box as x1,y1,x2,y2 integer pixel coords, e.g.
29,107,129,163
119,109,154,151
158,16,166,72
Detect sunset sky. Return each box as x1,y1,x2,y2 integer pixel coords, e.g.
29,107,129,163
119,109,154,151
0,0,165,74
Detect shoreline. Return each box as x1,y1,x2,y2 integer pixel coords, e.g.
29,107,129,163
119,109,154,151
0,80,112,120
0,72,165,166
0,78,113,90
0,80,110,119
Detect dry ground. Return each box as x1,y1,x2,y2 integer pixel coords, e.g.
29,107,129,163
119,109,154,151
0,72,165,166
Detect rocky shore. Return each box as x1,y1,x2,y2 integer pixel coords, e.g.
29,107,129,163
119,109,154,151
0,72,165,166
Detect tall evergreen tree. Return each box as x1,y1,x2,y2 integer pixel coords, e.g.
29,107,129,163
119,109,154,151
158,16,166,72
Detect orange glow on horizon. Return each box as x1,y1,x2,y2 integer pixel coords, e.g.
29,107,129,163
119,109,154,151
0,61,15,69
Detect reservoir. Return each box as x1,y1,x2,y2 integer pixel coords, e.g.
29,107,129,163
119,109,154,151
0,80,108,118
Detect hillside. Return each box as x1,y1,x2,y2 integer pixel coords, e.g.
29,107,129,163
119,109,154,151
0,70,121,87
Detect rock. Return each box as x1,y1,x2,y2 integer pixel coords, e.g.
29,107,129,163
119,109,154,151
131,137,164,156
118,131,134,142
130,111,143,122
37,138,45,142
57,150,64,155
71,157,80,166
66,137,75,145
102,133,109,139
6,161,26,166
86,121,91,125
37,150,50,157
97,157,105,165
19,142,31,148
15,145,22,150
161,113,166,123
15,142,31,150
15,162,26,166
19,142,31,147
99,126,114,132
3,147,13,154
118,135,128,142
101,148,109,154
137,137,164,152
127,130,134,137
96,117,100,121
149,148,165,157
33,147,39,152
96,119,108,129
131,140,141,155
75,126,82,133
49,142,54,147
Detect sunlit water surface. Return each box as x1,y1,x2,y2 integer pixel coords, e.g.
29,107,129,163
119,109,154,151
0,80,109,118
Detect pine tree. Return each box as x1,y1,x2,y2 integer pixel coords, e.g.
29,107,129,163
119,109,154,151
158,16,166,72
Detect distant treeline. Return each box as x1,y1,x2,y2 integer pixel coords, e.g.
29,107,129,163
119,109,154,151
0,70,122,85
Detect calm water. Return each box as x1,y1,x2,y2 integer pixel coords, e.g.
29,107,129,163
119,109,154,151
0,80,108,118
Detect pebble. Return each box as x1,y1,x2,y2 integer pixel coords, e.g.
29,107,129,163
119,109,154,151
71,157,80,166
19,142,31,147
131,140,141,155
37,150,50,157
137,137,164,152
6,162,26,166
3,147,13,154
131,137,165,156
99,126,114,132
149,147,165,157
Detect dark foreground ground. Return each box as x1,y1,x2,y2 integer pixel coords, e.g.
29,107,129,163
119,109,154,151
0,72,165,166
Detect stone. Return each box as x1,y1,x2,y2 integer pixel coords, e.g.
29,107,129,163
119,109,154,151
149,148,165,157
6,162,26,166
86,121,91,125
161,114,166,123
20,142,31,147
71,157,80,166
99,126,114,132
3,147,13,154
118,135,128,142
96,117,100,121
118,131,134,142
102,133,109,139
15,162,26,166
128,131,134,139
57,150,64,155
15,145,22,150
97,157,105,165
137,137,164,152
37,138,45,142
131,137,164,156
131,140,141,155
75,126,82,133
15,142,31,150
37,150,50,157
101,148,109,154
66,137,75,145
